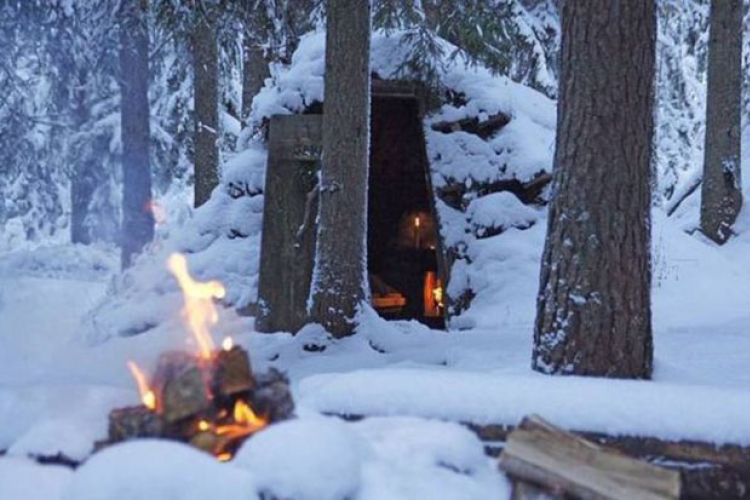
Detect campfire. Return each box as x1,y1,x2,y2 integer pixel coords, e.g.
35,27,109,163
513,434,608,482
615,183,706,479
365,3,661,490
101,253,293,461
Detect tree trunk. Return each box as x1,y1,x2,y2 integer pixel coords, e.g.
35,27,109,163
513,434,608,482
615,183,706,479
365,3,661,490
241,36,269,129
192,14,219,208
533,0,656,378
120,0,154,269
309,0,371,338
700,0,742,244
70,66,94,245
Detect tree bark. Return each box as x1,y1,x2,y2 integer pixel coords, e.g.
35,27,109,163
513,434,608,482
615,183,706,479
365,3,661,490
533,0,656,378
241,35,269,129
309,0,371,338
192,13,220,208
120,0,154,269
70,66,96,245
700,0,742,244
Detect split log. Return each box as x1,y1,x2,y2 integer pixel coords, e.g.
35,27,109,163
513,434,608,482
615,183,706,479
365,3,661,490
108,405,166,442
212,346,254,398
498,415,681,500
152,351,211,423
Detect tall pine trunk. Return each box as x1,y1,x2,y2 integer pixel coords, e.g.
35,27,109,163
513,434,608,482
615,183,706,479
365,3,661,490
309,0,371,337
533,1,656,378
192,14,219,208
700,0,743,244
241,36,268,129
70,67,94,245
120,0,154,269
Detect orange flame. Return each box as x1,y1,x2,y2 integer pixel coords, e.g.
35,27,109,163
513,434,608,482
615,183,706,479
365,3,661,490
215,400,267,440
167,253,226,360
127,361,156,410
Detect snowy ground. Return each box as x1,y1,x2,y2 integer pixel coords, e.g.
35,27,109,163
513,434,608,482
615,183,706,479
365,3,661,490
1,201,750,498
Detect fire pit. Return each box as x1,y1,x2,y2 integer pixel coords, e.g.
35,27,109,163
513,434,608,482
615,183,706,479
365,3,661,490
98,253,293,461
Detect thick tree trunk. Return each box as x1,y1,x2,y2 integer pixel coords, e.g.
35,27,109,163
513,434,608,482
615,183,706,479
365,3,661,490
241,36,269,129
120,0,154,269
192,15,219,208
309,0,371,338
700,0,742,244
533,1,656,378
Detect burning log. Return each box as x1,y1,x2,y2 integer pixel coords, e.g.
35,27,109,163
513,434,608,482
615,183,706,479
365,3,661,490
108,405,166,442
103,254,293,463
152,351,211,423
212,342,254,399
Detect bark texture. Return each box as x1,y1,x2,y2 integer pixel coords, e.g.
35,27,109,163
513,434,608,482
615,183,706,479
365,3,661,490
119,0,154,269
70,67,95,245
700,0,743,244
192,14,219,208
309,0,371,337
241,37,269,128
533,0,656,378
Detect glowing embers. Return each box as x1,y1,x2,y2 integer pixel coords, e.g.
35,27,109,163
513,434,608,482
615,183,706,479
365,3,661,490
423,271,444,318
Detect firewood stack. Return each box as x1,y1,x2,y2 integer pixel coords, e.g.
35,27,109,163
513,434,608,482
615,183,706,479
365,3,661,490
102,345,294,461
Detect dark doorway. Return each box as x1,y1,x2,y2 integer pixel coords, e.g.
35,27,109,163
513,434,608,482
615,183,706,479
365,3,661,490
368,94,445,329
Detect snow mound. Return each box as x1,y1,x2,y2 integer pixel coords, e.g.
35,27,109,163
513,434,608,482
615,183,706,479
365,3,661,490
63,440,257,500
0,457,73,500
235,418,369,500
8,418,97,463
354,417,509,500
84,144,267,342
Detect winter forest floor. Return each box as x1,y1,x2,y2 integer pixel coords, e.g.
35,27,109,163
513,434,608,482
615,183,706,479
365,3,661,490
1,203,750,498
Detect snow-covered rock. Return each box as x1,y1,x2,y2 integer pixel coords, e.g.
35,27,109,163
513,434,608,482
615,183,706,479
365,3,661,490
234,418,369,500
62,440,257,500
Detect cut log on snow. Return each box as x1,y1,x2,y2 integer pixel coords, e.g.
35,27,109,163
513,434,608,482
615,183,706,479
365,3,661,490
152,351,211,423
498,415,681,500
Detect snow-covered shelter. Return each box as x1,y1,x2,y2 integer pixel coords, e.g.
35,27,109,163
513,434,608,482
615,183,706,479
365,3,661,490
249,31,556,332
87,30,556,339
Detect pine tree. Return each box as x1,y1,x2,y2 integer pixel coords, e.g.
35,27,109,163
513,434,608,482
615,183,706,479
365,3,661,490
120,0,154,268
700,0,743,244
192,8,220,207
533,0,656,378
309,0,371,337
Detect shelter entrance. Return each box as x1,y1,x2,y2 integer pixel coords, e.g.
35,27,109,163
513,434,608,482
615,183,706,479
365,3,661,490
368,90,445,329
